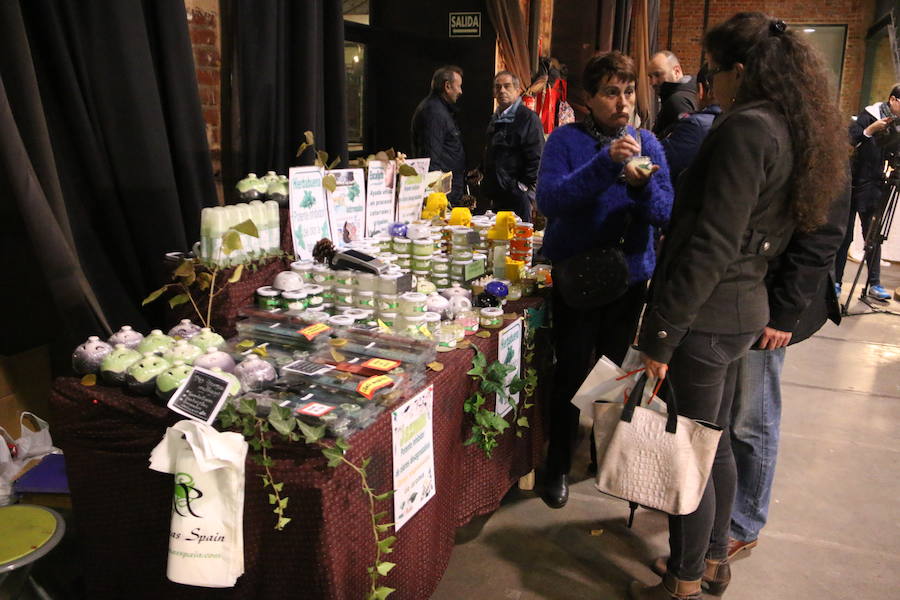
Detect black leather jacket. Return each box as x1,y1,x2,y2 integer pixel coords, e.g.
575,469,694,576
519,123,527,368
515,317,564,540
410,93,466,204
481,100,544,212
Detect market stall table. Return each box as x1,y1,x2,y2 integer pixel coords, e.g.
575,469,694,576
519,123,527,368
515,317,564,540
50,299,550,600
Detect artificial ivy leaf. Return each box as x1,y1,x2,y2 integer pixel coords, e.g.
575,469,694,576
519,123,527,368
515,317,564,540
426,361,444,372
233,219,260,238
322,174,337,193
370,586,396,600
335,437,350,452
279,497,289,509
222,229,242,254
316,150,330,167
373,490,394,501
268,494,277,505
168,293,190,309
268,405,296,436
517,416,530,428
376,561,396,576
509,377,528,395
328,156,342,170
174,259,195,278
524,352,535,363
322,447,344,468
376,535,397,554
276,517,291,530
456,339,471,349
298,420,326,443
397,163,417,177
238,396,258,416
235,339,255,350
228,263,244,284
196,272,213,291
248,438,262,451
373,511,388,522
475,330,491,339
376,522,395,533
142,284,172,306
80,374,96,386
305,130,315,146
296,142,309,158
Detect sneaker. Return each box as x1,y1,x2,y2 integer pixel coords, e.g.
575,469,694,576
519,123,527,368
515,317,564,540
868,285,890,301
834,283,841,296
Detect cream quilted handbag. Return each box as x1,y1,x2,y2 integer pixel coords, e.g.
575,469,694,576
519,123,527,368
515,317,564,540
594,374,722,516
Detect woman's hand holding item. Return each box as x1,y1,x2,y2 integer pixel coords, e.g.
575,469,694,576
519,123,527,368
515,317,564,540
623,161,659,187
640,352,669,379
609,134,641,163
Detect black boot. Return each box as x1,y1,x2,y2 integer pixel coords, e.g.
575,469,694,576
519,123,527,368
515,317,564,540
542,472,568,508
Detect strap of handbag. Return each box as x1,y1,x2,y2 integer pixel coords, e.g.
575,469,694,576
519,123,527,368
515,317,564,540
621,373,679,433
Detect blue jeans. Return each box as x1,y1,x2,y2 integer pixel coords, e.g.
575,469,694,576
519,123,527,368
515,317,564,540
729,346,786,542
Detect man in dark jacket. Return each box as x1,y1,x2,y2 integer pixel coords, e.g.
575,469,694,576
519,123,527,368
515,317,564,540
478,71,544,221
648,51,698,136
833,83,900,301
659,63,721,187
411,65,467,205
728,178,850,561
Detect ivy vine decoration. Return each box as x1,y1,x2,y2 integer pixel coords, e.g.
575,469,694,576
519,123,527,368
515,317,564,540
217,399,397,600
142,219,260,328
463,346,537,457
296,130,342,193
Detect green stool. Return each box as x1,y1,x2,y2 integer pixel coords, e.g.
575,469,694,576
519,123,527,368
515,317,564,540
0,505,65,599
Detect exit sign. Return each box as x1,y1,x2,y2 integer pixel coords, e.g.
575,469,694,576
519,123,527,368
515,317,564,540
449,12,481,38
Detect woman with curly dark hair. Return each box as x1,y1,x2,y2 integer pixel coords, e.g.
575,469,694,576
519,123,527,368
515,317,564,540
632,13,847,599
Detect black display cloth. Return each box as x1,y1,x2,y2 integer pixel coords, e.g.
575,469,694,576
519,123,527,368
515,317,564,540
50,298,551,599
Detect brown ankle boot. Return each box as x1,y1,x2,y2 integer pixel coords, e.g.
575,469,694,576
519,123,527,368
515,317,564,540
648,558,731,596
628,573,702,599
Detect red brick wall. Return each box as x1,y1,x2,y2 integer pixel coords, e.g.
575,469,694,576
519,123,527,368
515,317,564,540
658,0,878,118
186,1,222,199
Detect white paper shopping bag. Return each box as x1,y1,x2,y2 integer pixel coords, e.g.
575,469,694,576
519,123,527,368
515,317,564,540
0,412,62,505
570,356,641,416
149,420,248,588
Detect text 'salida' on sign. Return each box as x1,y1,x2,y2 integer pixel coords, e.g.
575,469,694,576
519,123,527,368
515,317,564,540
449,12,481,38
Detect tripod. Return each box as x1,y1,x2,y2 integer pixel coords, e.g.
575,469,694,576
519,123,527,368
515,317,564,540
842,153,900,317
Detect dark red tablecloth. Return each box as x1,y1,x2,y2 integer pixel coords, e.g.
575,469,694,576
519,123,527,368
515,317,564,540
50,298,550,600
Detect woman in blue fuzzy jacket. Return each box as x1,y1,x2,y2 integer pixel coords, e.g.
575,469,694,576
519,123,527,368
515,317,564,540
535,52,674,509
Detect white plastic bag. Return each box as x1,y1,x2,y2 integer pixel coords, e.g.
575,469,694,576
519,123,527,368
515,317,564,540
149,420,248,588
0,412,62,505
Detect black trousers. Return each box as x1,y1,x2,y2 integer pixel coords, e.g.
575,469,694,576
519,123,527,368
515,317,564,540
665,329,760,581
546,282,647,475
834,201,881,286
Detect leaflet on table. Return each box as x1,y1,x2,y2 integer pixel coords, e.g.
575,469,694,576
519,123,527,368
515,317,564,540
495,318,523,417
395,158,430,223
325,168,366,244
365,160,397,236
289,166,331,259
391,385,435,530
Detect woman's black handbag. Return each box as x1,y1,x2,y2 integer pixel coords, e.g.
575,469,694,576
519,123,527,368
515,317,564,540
552,245,629,309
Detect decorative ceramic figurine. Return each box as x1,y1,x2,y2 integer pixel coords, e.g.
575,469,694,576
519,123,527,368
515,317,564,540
272,271,304,292
155,361,194,401
266,176,289,207
190,328,226,352
485,280,509,300
108,325,144,350
448,206,472,227
136,329,175,355
425,293,450,318
167,319,202,340
233,354,277,392
193,347,236,373
421,192,449,221
439,282,472,301
100,344,143,385
72,336,113,375
447,295,473,318
162,339,203,365
236,172,268,201
125,353,171,395
209,367,242,397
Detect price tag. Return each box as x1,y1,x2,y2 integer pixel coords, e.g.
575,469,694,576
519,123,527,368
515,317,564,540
295,402,337,417
357,374,395,400
362,358,402,372
298,323,332,341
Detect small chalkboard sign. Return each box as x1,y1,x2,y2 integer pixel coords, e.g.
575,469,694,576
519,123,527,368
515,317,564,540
166,366,233,425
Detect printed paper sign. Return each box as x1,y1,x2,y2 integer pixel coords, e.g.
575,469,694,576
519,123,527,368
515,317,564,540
365,160,397,236
289,166,332,259
325,168,367,244
391,385,436,529
495,318,523,417
167,366,233,425
395,158,430,224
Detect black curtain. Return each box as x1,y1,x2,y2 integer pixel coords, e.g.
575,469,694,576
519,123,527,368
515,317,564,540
231,0,347,190
0,0,216,369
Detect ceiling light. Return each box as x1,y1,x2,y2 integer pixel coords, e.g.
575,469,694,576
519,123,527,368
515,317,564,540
803,28,816,33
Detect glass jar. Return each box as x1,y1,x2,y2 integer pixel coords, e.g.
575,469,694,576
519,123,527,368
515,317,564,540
312,264,334,285
327,314,355,328
455,310,479,335
432,276,450,288
290,260,314,281
395,255,412,269
378,252,398,265
507,282,523,302
299,310,330,324
450,226,473,247
431,256,449,274
256,286,281,310
423,311,442,333
341,308,371,324
378,272,404,295
392,237,411,255
450,259,472,281
355,272,378,292
402,314,426,337
281,290,308,311
304,284,325,308
356,290,376,309
334,287,354,307
434,324,458,350
480,307,504,329
320,284,335,304
378,293,399,313
398,291,427,316
451,248,473,261
411,256,432,271
375,234,393,252
411,238,433,257
378,311,397,329
333,270,354,287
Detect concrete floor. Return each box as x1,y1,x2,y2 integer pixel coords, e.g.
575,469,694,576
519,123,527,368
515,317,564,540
433,264,900,600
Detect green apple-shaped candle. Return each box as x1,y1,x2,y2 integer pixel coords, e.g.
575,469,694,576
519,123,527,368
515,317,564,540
136,329,175,354
126,353,172,395
155,360,194,402
101,344,143,385
191,328,226,352
209,367,242,397
163,339,203,365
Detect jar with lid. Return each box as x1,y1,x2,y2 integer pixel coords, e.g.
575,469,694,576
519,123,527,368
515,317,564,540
423,311,442,333
375,234,393,252
395,255,412,269
334,287,354,307
356,290,376,309
281,290,308,311
378,272,404,295
411,238,433,257
402,314,426,337
311,263,333,285
305,284,325,308
450,226,473,247
431,256,449,274
378,311,398,328
392,237,411,255
355,272,378,292
333,269,354,287
411,255,432,271
434,324,458,350
480,307,504,328
506,282,523,302
398,291,427,316
256,286,281,310
450,259,472,281
455,310,479,335
378,293,399,313
327,314,355,328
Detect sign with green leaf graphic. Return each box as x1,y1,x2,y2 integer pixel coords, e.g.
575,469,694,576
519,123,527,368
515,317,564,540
289,166,331,259
495,318,522,417
365,160,397,236
324,168,366,244
395,158,430,224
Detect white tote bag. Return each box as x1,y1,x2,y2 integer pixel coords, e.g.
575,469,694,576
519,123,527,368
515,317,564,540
0,412,62,505
594,374,722,516
149,420,248,588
